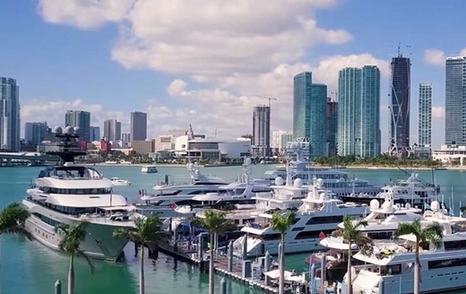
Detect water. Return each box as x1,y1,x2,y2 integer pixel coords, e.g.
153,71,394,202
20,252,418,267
1,165,466,293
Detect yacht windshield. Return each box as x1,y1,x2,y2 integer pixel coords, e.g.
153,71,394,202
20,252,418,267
39,166,103,180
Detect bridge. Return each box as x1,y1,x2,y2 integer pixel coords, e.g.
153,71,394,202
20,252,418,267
0,152,58,167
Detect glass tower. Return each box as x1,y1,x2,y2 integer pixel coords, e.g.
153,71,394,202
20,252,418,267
337,66,380,157
130,111,147,141
293,72,327,158
25,122,48,146
0,77,20,151
104,119,122,142
252,105,270,156
418,83,432,146
65,110,91,142
445,57,466,144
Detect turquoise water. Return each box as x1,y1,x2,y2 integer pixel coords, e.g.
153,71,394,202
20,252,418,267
1,165,466,293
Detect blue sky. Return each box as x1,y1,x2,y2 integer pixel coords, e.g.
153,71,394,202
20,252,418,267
0,0,464,149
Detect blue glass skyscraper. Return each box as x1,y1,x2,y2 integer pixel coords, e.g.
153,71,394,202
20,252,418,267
293,72,327,158
445,57,466,144
0,77,20,151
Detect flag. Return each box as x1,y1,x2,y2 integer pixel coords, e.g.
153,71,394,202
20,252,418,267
319,231,326,240
170,202,177,210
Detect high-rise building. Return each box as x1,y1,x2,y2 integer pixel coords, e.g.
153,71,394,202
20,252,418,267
337,66,380,157
25,122,48,146
389,55,411,155
293,72,327,158
90,126,101,141
65,110,91,141
361,65,381,157
121,132,131,147
272,130,293,150
130,112,147,141
445,56,466,144
252,105,270,156
103,119,122,142
418,83,432,146
326,99,338,156
0,77,20,151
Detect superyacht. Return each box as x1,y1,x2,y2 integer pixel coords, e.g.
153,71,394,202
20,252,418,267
22,127,136,261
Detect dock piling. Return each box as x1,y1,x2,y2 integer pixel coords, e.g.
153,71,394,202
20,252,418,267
227,241,233,272
220,278,227,294
264,251,270,285
54,280,62,294
242,235,248,260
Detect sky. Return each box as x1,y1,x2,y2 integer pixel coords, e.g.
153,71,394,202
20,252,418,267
0,0,465,150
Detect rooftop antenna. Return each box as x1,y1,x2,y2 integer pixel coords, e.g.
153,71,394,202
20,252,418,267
397,42,402,57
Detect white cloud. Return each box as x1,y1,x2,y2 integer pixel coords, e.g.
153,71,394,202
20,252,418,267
167,79,188,96
460,48,466,57
38,0,135,30
424,49,446,67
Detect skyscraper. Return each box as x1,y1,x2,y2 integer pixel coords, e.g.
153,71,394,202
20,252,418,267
326,99,338,156
65,110,91,141
418,83,432,146
90,126,101,141
0,77,20,151
337,66,380,157
389,55,411,155
360,65,381,157
130,112,147,141
25,122,48,146
445,57,466,144
293,72,327,157
252,105,270,156
103,119,122,142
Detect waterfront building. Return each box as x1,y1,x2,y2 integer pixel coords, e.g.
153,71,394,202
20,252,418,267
445,56,466,144
132,140,154,155
433,144,466,165
24,122,48,146
121,132,131,146
90,126,100,141
418,83,432,146
65,110,91,142
0,77,20,151
389,54,411,156
326,99,338,156
130,111,147,141
103,119,121,142
337,66,380,158
272,130,293,150
293,72,327,158
252,105,270,157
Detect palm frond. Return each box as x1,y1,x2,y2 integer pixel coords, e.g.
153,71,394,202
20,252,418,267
423,223,443,248
1,226,33,240
395,222,418,239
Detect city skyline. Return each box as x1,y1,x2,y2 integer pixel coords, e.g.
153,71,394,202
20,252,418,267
1,1,465,149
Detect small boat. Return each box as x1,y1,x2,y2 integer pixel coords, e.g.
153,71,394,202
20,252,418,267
111,177,131,186
141,165,158,173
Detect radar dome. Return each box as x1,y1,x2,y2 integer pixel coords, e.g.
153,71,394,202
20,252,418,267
73,126,80,133
64,126,73,135
54,126,62,135
293,178,303,188
431,201,440,212
381,199,392,210
370,199,380,210
275,176,284,186
244,158,252,165
405,203,411,209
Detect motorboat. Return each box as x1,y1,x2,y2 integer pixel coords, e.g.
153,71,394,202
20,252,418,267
110,177,131,186
141,165,158,173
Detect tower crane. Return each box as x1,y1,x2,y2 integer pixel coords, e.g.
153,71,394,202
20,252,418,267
251,95,279,108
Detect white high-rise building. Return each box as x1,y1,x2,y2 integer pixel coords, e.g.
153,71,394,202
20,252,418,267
272,130,293,150
0,77,20,151
103,119,121,142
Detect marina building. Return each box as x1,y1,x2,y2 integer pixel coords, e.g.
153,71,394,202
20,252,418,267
103,119,122,142
65,110,91,142
252,105,270,157
418,83,432,146
445,56,466,144
389,54,411,156
24,122,48,146
293,72,327,158
433,144,466,165
130,111,147,141
337,66,380,158
0,77,20,151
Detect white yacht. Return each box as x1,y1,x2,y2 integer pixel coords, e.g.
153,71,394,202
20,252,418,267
234,179,368,258
348,202,466,294
141,165,158,173
264,139,381,198
22,127,136,261
110,177,131,186
340,173,440,208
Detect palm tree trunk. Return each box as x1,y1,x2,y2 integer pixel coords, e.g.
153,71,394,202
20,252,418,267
140,244,145,294
279,233,285,294
209,233,215,294
347,242,352,294
414,242,420,294
68,254,74,294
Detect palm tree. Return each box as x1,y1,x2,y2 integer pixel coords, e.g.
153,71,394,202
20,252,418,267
271,211,296,294
197,210,231,294
395,219,442,294
0,203,30,238
114,215,167,294
58,221,94,294
333,216,372,294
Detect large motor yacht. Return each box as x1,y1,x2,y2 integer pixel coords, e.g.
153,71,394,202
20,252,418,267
234,179,368,258
348,202,466,293
22,127,136,261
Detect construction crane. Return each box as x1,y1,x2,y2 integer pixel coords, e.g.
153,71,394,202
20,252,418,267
250,95,279,108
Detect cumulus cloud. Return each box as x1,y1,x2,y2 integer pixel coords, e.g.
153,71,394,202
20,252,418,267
38,0,135,30
424,49,446,67
460,48,466,57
